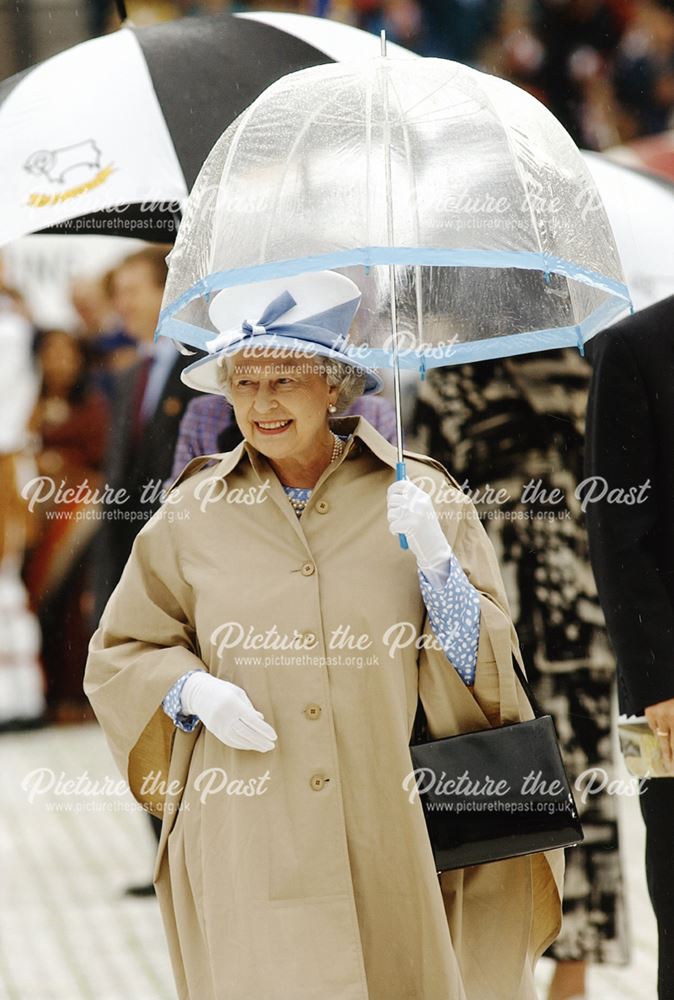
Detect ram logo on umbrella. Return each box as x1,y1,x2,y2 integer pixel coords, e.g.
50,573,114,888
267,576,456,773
24,139,104,186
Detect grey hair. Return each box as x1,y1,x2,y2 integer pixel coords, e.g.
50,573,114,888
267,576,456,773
321,357,367,413
215,354,367,413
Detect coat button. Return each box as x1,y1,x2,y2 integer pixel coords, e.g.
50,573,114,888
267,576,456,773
316,500,329,514
304,703,322,720
310,774,328,791
301,562,315,576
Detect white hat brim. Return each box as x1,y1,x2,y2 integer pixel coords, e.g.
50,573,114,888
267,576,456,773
181,336,383,395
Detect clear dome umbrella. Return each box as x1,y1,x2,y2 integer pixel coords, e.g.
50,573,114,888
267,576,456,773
157,45,631,543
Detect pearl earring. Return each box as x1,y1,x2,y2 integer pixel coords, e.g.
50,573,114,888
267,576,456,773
328,404,337,413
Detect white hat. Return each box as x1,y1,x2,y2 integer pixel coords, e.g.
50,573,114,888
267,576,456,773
180,270,382,394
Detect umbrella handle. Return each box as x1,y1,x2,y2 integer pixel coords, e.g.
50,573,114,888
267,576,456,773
396,462,409,550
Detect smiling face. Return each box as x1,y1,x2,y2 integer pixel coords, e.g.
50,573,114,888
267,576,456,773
226,351,339,465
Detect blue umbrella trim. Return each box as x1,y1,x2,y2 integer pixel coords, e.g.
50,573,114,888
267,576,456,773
156,245,631,364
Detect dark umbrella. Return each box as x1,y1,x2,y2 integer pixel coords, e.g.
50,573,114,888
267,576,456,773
0,12,412,244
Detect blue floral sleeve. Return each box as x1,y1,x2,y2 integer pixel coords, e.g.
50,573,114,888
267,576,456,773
162,670,201,732
418,549,481,686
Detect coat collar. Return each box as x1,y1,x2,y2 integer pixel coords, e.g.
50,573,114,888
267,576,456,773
207,414,400,483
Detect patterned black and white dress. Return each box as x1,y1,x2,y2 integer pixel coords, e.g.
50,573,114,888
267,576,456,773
411,348,630,965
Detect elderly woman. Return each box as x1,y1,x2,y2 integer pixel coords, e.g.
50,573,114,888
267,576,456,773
84,271,562,1000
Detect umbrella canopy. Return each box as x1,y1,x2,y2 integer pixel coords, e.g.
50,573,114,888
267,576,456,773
0,13,412,246
159,56,630,371
582,151,674,311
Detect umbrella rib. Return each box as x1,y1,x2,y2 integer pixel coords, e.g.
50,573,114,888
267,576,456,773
387,72,419,240
258,79,355,264
217,97,266,269
365,60,373,254
387,71,425,351
478,84,547,266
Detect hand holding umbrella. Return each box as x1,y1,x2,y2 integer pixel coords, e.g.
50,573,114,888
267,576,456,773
387,480,452,588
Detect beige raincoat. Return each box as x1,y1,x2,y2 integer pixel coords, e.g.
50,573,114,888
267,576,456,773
85,415,563,1000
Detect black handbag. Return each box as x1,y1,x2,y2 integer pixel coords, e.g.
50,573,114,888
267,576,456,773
409,657,584,872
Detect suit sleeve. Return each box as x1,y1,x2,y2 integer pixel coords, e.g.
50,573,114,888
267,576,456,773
169,400,202,484
584,329,674,712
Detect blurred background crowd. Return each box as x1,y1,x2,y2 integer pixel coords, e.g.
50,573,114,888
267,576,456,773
0,245,166,726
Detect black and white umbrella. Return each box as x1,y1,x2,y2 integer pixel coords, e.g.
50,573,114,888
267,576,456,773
0,12,412,245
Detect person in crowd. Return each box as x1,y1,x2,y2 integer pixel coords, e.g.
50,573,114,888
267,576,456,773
94,246,196,619
0,286,45,731
91,244,197,895
22,330,108,724
168,390,399,482
585,295,674,1000
71,273,120,342
70,272,138,397
85,271,562,999
412,347,629,1000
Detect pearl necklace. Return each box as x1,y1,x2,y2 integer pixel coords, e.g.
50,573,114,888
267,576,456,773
330,432,345,464
287,493,310,515
286,434,345,516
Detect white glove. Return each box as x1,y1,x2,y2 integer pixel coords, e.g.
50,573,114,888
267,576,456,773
387,479,452,587
181,672,277,752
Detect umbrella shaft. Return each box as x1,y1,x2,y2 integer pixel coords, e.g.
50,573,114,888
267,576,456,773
387,263,405,467
379,33,405,468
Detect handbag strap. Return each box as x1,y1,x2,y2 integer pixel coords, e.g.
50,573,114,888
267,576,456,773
509,654,544,719
412,655,545,745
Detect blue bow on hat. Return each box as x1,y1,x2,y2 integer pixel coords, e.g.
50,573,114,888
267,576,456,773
208,289,360,355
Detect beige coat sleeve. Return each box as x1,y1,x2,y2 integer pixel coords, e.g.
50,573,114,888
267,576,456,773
84,514,205,817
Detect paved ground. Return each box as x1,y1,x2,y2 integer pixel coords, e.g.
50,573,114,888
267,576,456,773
0,722,659,999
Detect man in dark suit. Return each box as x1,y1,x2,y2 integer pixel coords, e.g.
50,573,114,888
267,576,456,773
92,247,196,896
585,295,674,999
95,247,196,616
